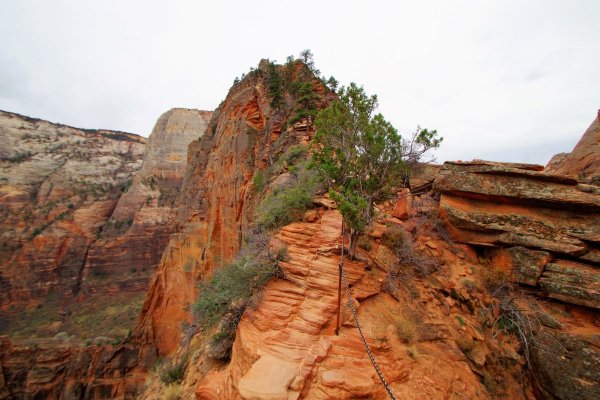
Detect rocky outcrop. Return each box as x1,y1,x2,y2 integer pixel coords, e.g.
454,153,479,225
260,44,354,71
433,160,600,309
433,159,600,399
132,60,333,359
171,206,531,400
546,116,600,184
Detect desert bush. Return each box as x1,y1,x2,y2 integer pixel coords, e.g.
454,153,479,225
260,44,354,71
252,169,266,192
357,235,373,251
383,225,438,290
159,353,188,385
395,308,422,343
194,232,287,359
256,167,316,230
163,383,182,400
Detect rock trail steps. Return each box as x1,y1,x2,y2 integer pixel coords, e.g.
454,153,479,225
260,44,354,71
237,210,402,399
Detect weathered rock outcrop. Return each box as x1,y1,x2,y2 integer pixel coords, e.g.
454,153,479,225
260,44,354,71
433,160,600,309
433,159,600,399
157,206,531,400
546,116,600,184
132,60,333,359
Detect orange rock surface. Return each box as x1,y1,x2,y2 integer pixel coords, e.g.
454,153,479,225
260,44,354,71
133,60,333,359
546,116,600,184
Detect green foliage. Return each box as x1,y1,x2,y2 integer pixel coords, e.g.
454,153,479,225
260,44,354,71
252,169,266,193
311,83,442,256
256,170,316,230
194,233,287,359
159,353,189,385
267,61,284,109
194,233,286,330
299,49,319,75
289,80,320,125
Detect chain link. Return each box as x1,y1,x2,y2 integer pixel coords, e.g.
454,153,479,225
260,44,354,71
339,221,398,400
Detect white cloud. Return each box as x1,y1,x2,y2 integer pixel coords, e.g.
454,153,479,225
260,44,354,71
0,0,598,164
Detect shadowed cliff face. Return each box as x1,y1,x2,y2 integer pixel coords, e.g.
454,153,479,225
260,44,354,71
132,60,332,359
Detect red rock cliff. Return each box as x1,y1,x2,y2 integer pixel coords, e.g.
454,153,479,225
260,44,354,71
132,60,332,359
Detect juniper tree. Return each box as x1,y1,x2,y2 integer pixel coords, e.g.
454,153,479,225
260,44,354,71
311,83,442,257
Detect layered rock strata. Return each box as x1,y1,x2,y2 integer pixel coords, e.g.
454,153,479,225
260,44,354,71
81,108,211,295
433,160,600,308
433,159,600,399
0,336,145,399
0,110,146,313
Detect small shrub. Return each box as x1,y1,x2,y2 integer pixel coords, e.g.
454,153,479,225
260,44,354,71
455,315,466,326
284,144,308,165
194,233,287,359
252,170,266,193
383,224,438,278
159,353,188,385
395,308,421,343
256,177,314,230
183,259,194,273
163,383,182,400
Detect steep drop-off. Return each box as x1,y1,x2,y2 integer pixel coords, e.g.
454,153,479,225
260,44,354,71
133,59,333,359
0,111,145,335
0,107,210,342
82,108,212,296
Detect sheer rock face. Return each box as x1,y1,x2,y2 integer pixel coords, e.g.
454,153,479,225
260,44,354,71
81,108,212,296
0,108,210,398
0,110,146,311
0,108,210,332
132,62,332,359
546,117,600,184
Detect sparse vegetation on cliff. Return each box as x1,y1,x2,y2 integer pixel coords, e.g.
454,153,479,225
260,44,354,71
256,176,315,230
194,232,287,359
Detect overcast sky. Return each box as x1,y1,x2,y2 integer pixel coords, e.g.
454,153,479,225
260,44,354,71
1,0,599,164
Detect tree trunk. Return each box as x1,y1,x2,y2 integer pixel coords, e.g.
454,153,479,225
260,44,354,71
349,229,360,259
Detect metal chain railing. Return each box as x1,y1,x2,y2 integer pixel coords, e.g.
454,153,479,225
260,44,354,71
339,221,398,400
